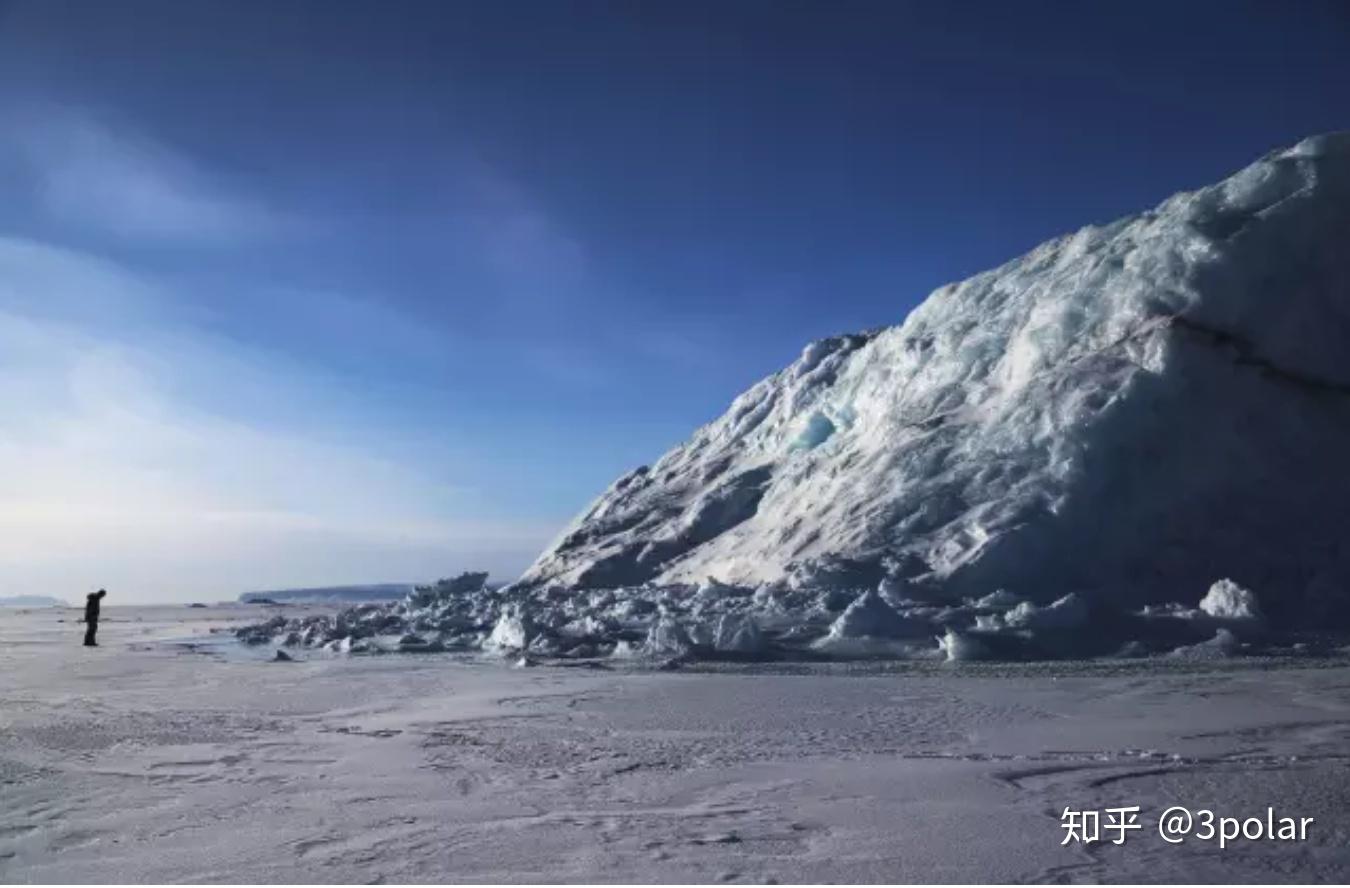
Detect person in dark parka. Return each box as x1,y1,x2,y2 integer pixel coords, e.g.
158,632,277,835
83,589,107,646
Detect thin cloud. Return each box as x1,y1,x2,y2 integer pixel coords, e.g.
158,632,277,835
0,239,554,601
2,102,295,245
443,158,735,380
425,154,592,313
0,236,160,321
461,159,589,293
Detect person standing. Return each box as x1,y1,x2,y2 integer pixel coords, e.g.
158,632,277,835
83,589,107,647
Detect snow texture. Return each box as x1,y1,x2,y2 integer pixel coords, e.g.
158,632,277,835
11,605,1350,883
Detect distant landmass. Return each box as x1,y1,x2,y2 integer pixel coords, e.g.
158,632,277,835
239,584,415,605
0,595,68,608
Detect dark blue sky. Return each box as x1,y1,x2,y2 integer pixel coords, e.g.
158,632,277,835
1,0,1347,598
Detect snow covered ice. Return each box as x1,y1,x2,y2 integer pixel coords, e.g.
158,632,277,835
519,133,1350,620
241,133,1350,664
9,604,1350,882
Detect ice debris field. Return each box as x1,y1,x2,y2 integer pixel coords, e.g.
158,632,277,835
237,561,1310,665
241,133,1350,666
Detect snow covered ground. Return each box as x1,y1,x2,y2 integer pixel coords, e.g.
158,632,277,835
4,605,1350,883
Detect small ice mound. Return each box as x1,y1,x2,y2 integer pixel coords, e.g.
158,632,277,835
237,615,287,645
1169,628,1242,660
877,575,910,603
972,613,1003,632
750,584,781,612
1003,593,1087,632
811,588,855,615
826,590,926,640
791,554,887,591
1137,601,1197,619
973,589,1021,610
272,649,293,662
712,614,766,654
937,629,990,662
610,639,640,659
812,589,928,656
694,577,748,606
404,571,490,609
1199,579,1264,623
643,614,693,657
560,614,612,639
484,608,533,652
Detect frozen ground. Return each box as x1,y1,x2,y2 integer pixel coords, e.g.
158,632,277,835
4,605,1350,883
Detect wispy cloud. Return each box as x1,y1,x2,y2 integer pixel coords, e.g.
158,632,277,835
437,157,741,380
456,158,589,296
0,236,166,326
0,238,554,601
1,102,293,245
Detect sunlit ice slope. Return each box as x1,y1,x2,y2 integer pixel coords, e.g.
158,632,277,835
520,134,1350,628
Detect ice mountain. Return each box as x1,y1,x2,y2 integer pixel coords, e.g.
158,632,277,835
520,134,1350,626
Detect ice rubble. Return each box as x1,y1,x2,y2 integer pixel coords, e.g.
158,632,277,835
239,134,1350,663
236,567,1304,662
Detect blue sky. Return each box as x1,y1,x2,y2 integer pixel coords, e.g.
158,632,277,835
1,0,1347,602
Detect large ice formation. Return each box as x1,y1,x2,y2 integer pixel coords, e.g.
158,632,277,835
241,134,1350,661
519,133,1350,626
